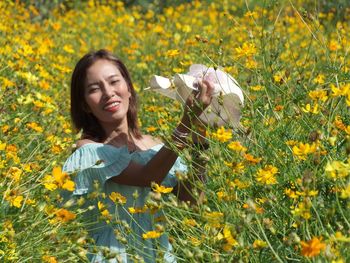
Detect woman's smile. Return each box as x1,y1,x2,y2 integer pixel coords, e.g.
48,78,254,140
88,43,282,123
103,100,121,112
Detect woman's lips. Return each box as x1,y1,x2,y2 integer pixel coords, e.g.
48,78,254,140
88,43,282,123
103,101,121,112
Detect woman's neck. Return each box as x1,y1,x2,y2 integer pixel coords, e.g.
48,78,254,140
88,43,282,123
101,118,130,143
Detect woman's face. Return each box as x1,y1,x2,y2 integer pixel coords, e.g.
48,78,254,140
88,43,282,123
84,59,131,127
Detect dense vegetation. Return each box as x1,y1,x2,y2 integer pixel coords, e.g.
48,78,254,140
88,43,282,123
1,0,349,262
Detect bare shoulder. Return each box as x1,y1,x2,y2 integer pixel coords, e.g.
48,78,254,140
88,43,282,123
140,134,163,149
76,139,97,149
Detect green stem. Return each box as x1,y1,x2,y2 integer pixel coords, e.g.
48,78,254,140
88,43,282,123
256,217,284,263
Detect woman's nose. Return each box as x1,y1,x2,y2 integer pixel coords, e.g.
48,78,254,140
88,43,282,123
102,83,115,98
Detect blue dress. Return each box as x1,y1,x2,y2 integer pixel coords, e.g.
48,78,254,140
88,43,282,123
62,143,187,263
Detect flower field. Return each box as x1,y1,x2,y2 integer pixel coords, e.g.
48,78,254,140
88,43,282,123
0,0,349,262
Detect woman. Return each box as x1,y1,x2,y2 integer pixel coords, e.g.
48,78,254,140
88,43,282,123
63,49,213,262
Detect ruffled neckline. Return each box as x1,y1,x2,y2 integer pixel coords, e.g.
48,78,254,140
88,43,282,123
76,142,163,154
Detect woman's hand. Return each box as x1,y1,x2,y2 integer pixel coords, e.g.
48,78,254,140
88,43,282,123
183,79,214,121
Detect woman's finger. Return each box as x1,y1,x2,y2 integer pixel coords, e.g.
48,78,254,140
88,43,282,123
197,80,208,99
202,79,214,96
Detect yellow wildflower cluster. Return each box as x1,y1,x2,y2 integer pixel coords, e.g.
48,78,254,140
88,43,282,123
301,237,326,257
210,126,232,143
4,192,24,208
203,211,224,228
292,142,318,160
308,89,328,102
26,122,44,132
142,230,162,239
255,165,278,185
325,159,349,180
227,141,247,152
97,201,112,223
330,83,350,106
217,225,238,252
302,103,320,114
52,208,76,223
291,200,312,220
42,166,75,191
0,0,350,261
109,192,127,205
152,183,173,194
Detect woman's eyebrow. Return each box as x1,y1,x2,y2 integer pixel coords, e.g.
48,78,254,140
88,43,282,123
107,74,120,79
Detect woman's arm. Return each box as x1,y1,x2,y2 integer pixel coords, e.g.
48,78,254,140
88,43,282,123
111,80,214,188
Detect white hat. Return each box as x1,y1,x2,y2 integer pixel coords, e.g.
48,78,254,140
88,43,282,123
149,64,244,127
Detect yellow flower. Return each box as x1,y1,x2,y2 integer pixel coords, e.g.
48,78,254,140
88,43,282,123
146,126,157,132
273,71,284,83
302,103,319,114
42,166,75,191
235,42,257,58
291,201,311,220
256,165,278,185
42,255,58,263
109,192,127,204
329,39,340,51
142,230,162,239
165,49,180,57
334,116,346,131
284,188,298,199
230,178,250,189
26,122,43,132
42,175,58,191
204,211,224,228
301,237,326,257
313,74,325,84
217,190,234,201
217,225,238,252
243,153,261,164
128,207,146,214
330,83,350,97
340,184,350,199
245,58,258,69
152,183,173,194
250,85,265,91
62,180,75,191
63,44,74,53
183,218,197,227
8,167,22,182
308,89,328,102
332,231,350,242
0,141,6,150
189,236,201,246
292,142,317,160
227,141,247,152
11,195,24,208
274,105,284,111
211,126,232,143
253,239,267,249
55,208,76,223
325,160,349,179
97,201,111,221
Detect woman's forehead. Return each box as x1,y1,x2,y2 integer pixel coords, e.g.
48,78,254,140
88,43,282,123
86,59,122,80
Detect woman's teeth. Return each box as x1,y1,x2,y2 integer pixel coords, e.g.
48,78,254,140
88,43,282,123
104,102,120,110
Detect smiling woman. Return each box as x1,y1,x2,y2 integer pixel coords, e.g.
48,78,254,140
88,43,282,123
84,59,132,134
63,49,214,262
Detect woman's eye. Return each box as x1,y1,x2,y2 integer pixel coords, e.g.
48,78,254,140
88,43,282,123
88,86,100,93
111,80,120,85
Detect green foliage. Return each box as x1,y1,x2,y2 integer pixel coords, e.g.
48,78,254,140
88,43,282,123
1,0,350,262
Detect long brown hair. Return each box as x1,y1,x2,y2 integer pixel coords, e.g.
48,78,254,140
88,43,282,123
70,49,142,141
